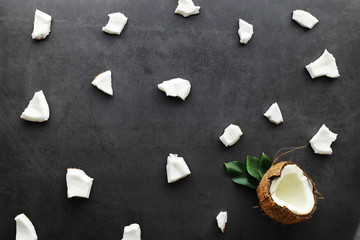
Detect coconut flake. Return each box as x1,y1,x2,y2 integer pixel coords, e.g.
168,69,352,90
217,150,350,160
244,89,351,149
31,9,52,40
102,12,128,35
292,10,319,29
216,211,228,233
92,70,113,96
20,90,50,122
264,102,283,125
122,223,141,240
219,124,243,147
310,124,337,155
166,153,191,183
158,78,191,101
238,19,253,44
270,164,315,215
305,49,340,79
15,214,38,240
174,0,200,17
66,168,94,198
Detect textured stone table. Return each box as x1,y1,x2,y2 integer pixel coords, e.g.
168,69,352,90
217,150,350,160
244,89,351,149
0,0,359,239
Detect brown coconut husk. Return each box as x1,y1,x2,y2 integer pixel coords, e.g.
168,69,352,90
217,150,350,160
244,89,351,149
257,161,317,225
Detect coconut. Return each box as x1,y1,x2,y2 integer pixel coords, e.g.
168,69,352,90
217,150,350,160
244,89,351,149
257,161,317,224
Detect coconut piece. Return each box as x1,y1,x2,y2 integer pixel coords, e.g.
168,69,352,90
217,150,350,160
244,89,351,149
174,0,200,17
257,162,317,224
31,9,52,40
20,90,50,122
122,223,141,240
264,102,283,125
166,153,191,183
66,168,94,198
102,12,128,35
92,70,113,96
15,213,38,240
310,124,337,155
219,124,243,147
292,10,319,29
305,49,340,79
238,19,253,44
216,211,228,233
158,78,191,101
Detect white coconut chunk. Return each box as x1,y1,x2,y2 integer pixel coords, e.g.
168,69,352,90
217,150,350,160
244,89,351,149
174,0,200,17
166,153,191,183
264,102,283,125
270,164,315,215
102,12,128,35
92,70,113,96
292,10,319,29
238,19,253,44
31,9,52,40
219,124,243,147
20,90,50,122
216,211,228,233
122,223,141,240
158,78,191,101
66,168,94,198
305,49,340,79
310,124,337,155
15,213,38,240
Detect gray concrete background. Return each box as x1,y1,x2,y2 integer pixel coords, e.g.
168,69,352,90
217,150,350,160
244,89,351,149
0,0,359,239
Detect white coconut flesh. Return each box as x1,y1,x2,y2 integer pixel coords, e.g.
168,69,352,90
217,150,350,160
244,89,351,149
219,124,243,147
238,19,254,44
174,0,200,17
216,211,228,233
264,102,283,125
310,124,337,155
102,12,128,35
166,153,191,183
92,70,113,96
31,9,52,40
15,213,38,240
66,168,94,198
21,90,50,122
158,78,191,101
305,49,340,79
292,10,319,29
270,164,315,215
122,223,141,240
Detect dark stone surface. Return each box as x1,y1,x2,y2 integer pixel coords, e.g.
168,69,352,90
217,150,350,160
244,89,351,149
0,0,359,239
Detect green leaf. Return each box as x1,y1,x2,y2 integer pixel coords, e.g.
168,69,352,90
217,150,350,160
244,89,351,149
258,153,273,178
224,161,258,189
246,155,261,181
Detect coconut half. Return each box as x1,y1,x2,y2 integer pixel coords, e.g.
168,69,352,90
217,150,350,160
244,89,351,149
257,162,317,224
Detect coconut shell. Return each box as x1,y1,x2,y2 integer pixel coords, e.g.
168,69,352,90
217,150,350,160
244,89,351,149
257,161,317,225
